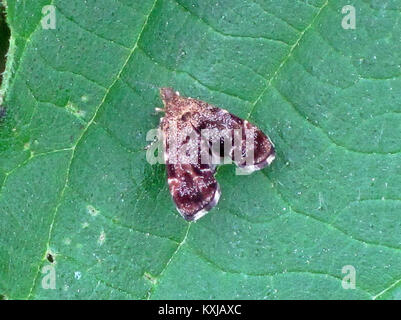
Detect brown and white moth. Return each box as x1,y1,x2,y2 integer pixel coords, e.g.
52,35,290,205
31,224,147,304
157,87,275,221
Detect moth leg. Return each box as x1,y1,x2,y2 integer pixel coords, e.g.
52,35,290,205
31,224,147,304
151,108,166,117
144,126,161,150
144,141,155,150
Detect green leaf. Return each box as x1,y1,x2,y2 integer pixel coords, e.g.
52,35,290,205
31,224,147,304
0,0,400,300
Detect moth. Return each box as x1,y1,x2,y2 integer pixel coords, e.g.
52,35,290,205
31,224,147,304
157,87,275,221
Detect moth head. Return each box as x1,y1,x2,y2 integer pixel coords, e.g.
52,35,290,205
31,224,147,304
159,87,178,104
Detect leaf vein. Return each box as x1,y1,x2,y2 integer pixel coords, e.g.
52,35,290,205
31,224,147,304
25,0,160,299
246,0,329,119
173,0,292,46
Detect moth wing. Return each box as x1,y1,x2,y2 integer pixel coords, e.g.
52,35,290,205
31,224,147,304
166,163,221,221
163,117,220,221
196,106,275,172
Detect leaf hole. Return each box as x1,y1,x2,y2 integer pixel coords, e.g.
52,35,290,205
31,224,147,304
46,253,55,263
